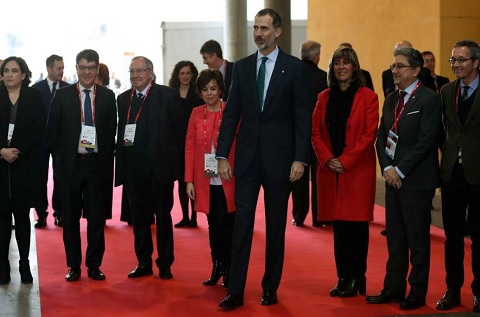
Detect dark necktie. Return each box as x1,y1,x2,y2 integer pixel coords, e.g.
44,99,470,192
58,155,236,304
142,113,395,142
396,90,407,117
83,89,93,152
462,86,470,101
52,82,57,95
138,92,144,99
257,56,268,111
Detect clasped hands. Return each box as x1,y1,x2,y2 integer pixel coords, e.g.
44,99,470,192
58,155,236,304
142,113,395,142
0,148,20,163
327,158,344,174
384,167,402,189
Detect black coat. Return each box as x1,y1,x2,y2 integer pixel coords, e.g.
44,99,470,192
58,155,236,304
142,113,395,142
0,85,46,208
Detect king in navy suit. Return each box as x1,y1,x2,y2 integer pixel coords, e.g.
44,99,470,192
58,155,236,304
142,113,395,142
217,8,310,309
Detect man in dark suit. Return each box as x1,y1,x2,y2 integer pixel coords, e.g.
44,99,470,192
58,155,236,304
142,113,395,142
382,40,436,98
421,51,450,94
48,49,117,282
435,40,480,313
290,40,327,228
368,47,442,310
115,56,182,280
200,39,233,100
216,8,310,309
32,54,69,228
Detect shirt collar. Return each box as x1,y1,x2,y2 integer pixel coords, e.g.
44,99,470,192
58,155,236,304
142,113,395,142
257,46,279,63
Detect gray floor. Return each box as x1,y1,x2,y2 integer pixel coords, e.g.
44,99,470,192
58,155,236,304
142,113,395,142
0,210,41,317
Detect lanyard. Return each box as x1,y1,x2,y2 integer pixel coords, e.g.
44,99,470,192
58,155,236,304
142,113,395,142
203,102,224,154
76,83,96,125
392,81,421,131
126,84,152,124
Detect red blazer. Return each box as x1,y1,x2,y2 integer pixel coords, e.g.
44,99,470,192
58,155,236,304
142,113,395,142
184,103,235,213
312,86,379,221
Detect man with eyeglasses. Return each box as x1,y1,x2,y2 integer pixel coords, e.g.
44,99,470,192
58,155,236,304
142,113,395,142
48,49,117,282
436,39,480,313
369,47,442,310
422,51,450,94
115,56,182,281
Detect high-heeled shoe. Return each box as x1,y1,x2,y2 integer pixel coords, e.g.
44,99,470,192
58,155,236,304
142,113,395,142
19,260,33,284
203,260,224,286
338,276,366,297
330,277,347,296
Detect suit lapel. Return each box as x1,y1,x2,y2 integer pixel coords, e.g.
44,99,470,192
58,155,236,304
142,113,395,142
464,83,480,127
263,50,287,112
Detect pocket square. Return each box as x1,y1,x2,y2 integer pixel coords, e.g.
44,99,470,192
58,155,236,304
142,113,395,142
407,111,420,115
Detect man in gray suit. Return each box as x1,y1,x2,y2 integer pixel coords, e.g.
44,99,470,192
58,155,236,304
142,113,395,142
436,39,480,313
368,47,442,310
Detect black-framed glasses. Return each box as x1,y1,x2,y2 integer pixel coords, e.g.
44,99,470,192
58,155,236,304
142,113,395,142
129,68,151,76
77,65,98,72
448,57,472,65
389,64,414,71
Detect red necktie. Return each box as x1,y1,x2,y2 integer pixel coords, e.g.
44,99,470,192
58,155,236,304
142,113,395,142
396,90,407,117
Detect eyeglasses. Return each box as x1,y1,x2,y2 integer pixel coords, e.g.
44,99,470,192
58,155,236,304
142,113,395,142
77,65,98,72
389,64,414,71
129,68,151,76
448,57,473,65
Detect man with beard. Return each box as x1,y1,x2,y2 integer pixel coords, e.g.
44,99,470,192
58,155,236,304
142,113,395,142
216,8,310,309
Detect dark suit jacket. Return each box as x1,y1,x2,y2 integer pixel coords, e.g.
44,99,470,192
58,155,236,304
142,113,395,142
32,79,70,116
217,49,311,179
223,60,234,101
0,85,46,208
362,69,375,91
376,84,442,189
382,67,436,98
115,83,182,186
440,79,480,184
435,75,450,92
302,59,327,110
48,84,117,218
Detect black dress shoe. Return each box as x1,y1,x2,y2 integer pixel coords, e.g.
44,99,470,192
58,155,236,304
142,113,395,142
19,260,33,284
380,229,387,236
87,267,106,280
34,217,47,228
330,278,347,296
436,289,461,310
219,293,244,309
366,289,404,304
260,290,278,306
174,219,189,228
474,295,480,313
188,220,197,228
65,268,81,282
400,293,426,310
291,219,304,227
54,216,63,227
338,276,366,297
127,265,153,278
159,267,173,279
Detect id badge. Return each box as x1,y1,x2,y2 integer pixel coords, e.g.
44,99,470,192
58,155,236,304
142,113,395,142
80,125,96,149
385,129,398,160
7,123,14,145
204,153,218,177
123,124,136,146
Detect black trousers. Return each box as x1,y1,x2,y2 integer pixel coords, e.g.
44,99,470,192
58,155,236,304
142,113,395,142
333,220,369,279
63,155,105,269
206,185,235,264
0,206,30,264
124,172,174,270
442,162,480,295
36,143,62,218
290,151,318,225
228,147,291,295
384,186,434,297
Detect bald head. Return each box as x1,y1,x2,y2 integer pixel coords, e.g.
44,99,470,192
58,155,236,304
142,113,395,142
301,40,321,64
394,40,413,50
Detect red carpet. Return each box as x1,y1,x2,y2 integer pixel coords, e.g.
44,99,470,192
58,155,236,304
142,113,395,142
35,184,475,316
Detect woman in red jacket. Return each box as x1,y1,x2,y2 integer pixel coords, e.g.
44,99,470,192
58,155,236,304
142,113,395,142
185,69,235,287
312,47,379,297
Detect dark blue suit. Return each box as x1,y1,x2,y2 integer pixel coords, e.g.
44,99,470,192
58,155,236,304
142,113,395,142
32,79,69,219
217,48,310,295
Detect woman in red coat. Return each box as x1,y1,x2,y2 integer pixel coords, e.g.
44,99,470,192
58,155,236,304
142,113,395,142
312,47,379,297
185,69,235,287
